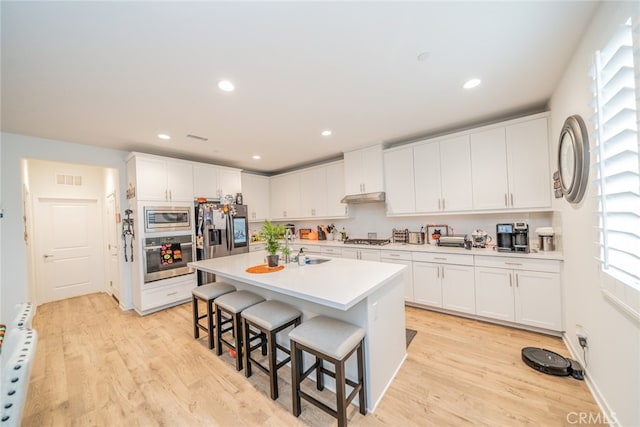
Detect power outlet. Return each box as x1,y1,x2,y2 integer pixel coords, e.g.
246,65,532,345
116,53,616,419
578,336,588,348
576,323,588,348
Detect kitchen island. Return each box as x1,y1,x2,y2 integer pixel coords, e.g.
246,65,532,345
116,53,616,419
189,251,407,412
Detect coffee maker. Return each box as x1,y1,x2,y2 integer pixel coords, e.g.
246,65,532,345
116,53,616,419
496,223,514,252
513,222,530,253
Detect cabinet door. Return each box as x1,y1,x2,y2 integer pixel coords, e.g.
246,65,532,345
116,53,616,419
343,149,364,194
506,118,551,208
440,136,473,211
326,162,348,218
359,248,380,262
269,175,288,219
283,173,301,218
300,167,327,217
441,264,475,314
341,248,359,259
515,270,562,331
384,147,415,214
242,173,270,221
218,168,242,198
166,160,194,201
474,267,514,322
412,262,442,307
383,258,413,301
470,128,510,210
135,156,169,201
414,142,442,212
360,145,384,193
193,164,220,199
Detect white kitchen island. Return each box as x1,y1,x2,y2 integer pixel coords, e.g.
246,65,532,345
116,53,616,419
188,251,407,412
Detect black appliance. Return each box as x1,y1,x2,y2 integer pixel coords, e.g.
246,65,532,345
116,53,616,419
521,347,584,380
496,223,514,252
513,222,530,253
194,201,249,286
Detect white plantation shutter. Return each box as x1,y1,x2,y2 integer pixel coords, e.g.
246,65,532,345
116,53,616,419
592,17,640,290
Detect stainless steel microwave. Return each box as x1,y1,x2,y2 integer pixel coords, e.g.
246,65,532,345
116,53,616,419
144,206,191,233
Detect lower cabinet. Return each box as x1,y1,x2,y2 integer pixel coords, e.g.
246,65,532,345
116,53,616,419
380,250,413,302
342,247,380,261
139,275,195,314
412,252,475,314
474,256,562,331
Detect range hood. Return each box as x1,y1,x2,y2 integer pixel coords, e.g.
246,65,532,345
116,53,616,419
340,192,386,204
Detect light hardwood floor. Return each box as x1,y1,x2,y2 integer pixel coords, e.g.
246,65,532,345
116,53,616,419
23,293,603,426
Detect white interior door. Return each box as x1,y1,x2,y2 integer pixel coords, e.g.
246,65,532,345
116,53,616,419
105,193,120,300
35,198,104,303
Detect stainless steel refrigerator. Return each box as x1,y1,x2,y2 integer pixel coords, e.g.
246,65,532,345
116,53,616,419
194,201,249,285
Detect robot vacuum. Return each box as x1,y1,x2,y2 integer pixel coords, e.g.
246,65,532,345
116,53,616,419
521,347,584,380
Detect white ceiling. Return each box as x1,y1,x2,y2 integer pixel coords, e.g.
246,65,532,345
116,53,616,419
1,1,599,174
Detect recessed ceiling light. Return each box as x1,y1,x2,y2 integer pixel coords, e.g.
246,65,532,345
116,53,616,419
463,78,482,89
252,155,261,160
157,133,171,140
218,80,235,92
321,130,332,136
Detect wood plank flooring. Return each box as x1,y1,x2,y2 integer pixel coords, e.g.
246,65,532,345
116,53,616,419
22,293,604,426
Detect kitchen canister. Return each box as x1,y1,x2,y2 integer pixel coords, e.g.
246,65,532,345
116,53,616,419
535,227,555,251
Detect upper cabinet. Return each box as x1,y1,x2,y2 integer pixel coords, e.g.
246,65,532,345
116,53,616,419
383,113,551,216
344,145,384,195
413,136,473,213
269,161,348,221
471,117,550,210
193,163,242,200
127,153,194,202
241,173,270,222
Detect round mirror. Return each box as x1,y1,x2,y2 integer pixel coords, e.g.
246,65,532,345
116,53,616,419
557,115,589,204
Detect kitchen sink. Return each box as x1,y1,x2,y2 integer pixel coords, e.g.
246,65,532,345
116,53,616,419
306,258,331,264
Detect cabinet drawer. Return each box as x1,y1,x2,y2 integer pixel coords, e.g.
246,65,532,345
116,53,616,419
142,279,193,311
474,256,561,273
321,247,342,257
380,250,412,261
412,251,474,266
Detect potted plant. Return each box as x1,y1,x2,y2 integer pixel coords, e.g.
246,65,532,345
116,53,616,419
259,220,285,267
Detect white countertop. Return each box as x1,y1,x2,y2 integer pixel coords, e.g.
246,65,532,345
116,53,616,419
266,239,564,260
188,251,406,311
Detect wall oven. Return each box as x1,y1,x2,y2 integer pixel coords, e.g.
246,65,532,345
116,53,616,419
143,234,194,283
144,206,191,233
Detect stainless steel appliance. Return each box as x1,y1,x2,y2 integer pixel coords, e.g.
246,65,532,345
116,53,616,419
408,231,425,245
513,222,530,253
437,235,467,248
195,201,249,285
536,227,555,251
471,229,493,248
144,206,191,233
143,234,194,283
343,238,391,246
496,223,514,252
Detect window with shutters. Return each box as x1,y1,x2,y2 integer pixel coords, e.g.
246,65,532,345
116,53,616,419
591,16,640,304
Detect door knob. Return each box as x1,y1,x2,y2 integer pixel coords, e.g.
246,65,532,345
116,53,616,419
43,254,53,259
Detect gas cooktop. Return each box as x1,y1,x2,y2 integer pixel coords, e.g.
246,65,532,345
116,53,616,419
343,238,391,246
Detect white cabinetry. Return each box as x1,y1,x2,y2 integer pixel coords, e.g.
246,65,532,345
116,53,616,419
321,247,342,258
193,164,242,200
300,167,328,217
129,154,194,202
474,256,562,331
270,173,301,219
241,173,270,221
380,250,413,301
326,162,348,218
344,145,384,195
342,247,381,261
413,136,473,213
471,117,550,210
384,146,415,214
412,252,475,314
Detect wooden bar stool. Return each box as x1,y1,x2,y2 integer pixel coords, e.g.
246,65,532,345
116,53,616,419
214,290,265,371
289,316,366,427
241,300,302,400
192,282,236,349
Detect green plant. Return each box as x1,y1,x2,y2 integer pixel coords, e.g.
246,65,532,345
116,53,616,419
259,220,285,256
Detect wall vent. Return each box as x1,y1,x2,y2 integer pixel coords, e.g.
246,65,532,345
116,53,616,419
56,174,82,186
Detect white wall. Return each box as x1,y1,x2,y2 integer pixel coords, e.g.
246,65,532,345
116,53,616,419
0,132,130,325
549,3,639,426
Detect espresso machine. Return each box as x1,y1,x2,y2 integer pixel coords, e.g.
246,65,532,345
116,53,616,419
513,222,530,253
496,223,514,252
